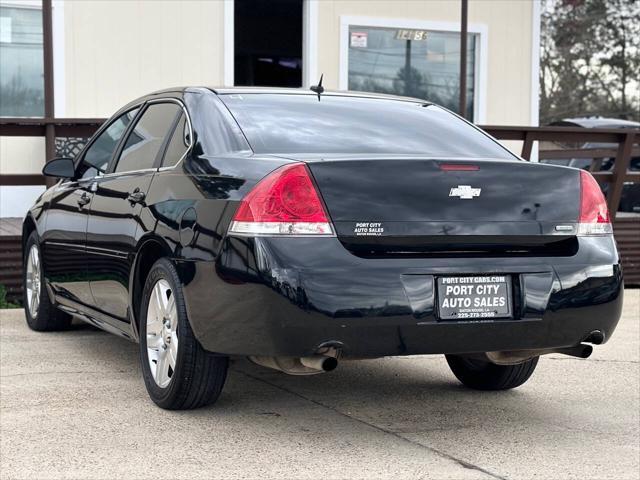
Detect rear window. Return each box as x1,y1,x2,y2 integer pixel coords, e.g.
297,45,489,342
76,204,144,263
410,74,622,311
220,94,515,159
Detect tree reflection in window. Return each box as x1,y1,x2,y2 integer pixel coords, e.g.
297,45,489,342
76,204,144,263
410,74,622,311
348,26,476,120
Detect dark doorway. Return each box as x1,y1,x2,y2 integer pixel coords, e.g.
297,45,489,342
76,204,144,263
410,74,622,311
234,0,303,87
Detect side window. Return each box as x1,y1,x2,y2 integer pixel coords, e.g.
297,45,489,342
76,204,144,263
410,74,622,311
161,113,191,168
76,108,139,180
114,103,181,173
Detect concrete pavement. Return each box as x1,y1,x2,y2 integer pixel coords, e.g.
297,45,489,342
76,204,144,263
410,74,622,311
1,290,638,479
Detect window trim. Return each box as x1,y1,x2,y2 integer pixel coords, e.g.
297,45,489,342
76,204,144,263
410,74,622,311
70,103,144,182
338,16,488,123
155,99,194,171
107,98,193,176
0,1,42,9
106,102,153,175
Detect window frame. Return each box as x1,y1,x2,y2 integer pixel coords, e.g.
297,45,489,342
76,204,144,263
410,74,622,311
105,98,193,176
70,104,144,182
155,101,194,171
338,16,487,123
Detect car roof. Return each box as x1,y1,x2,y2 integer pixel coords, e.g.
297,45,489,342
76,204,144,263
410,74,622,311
144,86,426,103
112,86,434,123
551,117,640,129
208,86,427,103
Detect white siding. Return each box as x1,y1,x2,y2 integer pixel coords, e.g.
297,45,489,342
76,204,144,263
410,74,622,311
62,0,225,117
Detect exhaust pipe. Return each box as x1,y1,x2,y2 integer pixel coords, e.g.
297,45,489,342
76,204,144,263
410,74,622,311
584,330,605,345
300,355,338,372
554,343,593,359
486,343,593,365
249,355,339,375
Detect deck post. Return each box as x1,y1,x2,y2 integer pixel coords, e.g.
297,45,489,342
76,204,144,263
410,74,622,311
608,132,635,220
459,0,468,119
42,0,56,187
521,132,534,160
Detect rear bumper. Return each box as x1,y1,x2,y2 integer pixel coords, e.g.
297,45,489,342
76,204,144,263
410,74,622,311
179,236,623,358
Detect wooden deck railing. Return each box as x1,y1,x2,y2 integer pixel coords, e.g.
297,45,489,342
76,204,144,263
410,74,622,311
0,119,638,298
0,118,103,186
1,120,637,215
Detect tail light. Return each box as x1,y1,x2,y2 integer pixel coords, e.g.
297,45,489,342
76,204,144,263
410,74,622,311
229,163,334,236
578,170,612,235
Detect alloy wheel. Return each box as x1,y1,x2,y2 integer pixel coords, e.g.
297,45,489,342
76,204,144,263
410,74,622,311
146,279,179,388
25,245,41,317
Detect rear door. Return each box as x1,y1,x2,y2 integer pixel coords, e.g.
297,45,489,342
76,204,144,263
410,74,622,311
42,108,140,307
86,101,184,321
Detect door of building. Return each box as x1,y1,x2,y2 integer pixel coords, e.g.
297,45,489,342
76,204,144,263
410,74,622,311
234,0,303,87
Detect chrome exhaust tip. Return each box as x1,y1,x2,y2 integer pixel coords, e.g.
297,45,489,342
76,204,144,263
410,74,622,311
248,355,338,375
300,355,338,372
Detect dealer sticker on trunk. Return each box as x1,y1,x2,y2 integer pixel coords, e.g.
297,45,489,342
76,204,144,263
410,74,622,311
449,185,481,199
437,275,512,320
353,222,384,236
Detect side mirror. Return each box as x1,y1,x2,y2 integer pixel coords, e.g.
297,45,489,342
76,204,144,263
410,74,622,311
42,157,75,179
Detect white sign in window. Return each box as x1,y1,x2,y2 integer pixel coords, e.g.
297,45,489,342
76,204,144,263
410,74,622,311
350,31,367,48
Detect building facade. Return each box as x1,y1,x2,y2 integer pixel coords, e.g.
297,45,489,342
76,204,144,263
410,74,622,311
0,0,540,218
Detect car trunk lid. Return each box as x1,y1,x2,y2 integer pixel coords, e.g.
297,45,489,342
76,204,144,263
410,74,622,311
305,158,581,256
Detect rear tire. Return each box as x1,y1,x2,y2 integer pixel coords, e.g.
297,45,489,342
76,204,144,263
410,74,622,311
445,354,539,390
139,258,228,410
23,231,72,331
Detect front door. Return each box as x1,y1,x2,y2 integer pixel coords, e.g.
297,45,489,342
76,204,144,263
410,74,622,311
41,107,140,308
86,101,184,321
41,179,94,306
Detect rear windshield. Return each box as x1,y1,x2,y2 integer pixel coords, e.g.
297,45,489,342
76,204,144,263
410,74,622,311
219,93,516,159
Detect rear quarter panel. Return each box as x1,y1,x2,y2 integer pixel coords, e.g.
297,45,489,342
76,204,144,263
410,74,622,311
142,154,294,261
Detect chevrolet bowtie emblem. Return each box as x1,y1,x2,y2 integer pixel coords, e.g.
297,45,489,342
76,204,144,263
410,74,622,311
449,185,481,199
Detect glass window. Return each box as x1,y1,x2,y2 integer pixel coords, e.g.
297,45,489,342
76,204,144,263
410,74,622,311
161,113,190,167
115,103,181,173
184,91,249,156
348,26,476,120
76,108,140,180
0,4,44,117
220,94,514,159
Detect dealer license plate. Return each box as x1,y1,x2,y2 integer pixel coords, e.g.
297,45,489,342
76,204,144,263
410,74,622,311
437,275,512,320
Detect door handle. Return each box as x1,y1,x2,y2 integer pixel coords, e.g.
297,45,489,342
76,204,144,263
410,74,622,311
127,188,146,205
77,193,91,208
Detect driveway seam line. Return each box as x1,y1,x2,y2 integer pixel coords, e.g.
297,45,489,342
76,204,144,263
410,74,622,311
0,370,131,378
237,369,509,480
545,358,638,364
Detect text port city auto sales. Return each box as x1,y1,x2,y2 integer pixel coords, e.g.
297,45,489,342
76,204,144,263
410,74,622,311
441,284,507,308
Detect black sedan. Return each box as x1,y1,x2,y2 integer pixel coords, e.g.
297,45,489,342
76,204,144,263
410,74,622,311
23,87,623,409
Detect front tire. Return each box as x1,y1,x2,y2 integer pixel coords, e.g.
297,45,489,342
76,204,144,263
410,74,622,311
445,354,539,390
23,231,72,331
139,258,228,410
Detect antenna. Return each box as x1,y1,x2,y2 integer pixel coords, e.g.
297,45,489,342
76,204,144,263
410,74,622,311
310,74,324,102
